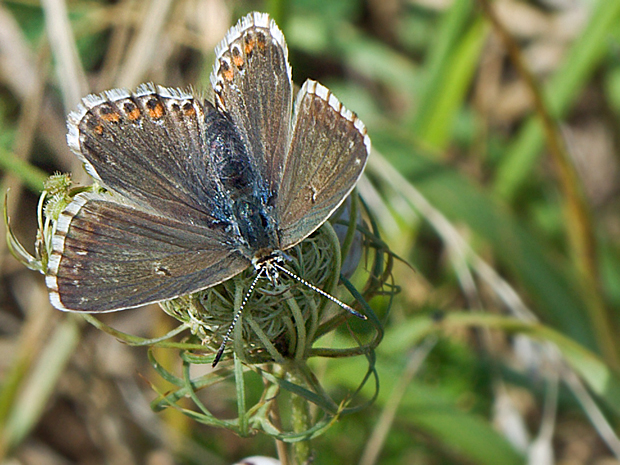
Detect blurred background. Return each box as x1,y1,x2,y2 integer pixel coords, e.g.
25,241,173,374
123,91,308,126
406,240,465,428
1,0,620,464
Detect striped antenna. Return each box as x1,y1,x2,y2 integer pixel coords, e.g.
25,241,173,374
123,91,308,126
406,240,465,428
212,269,264,367
272,263,366,320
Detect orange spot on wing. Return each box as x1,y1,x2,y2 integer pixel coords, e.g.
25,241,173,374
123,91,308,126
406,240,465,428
244,35,256,55
146,99,165,119
100,110,120,123
126,107,141,120
183,103,196,117
220,59,234,82
232,52,244,69
256,31,267,50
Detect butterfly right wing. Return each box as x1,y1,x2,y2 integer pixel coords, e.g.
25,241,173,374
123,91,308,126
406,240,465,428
276,81,370,250
46,193,250,312
210,12,292,194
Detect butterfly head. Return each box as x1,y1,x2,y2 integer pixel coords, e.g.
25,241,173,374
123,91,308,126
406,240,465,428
251,249,290,284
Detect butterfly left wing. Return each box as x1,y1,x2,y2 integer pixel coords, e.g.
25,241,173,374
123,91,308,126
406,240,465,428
276,80,370,249
46,193,250,312
67,85,232,225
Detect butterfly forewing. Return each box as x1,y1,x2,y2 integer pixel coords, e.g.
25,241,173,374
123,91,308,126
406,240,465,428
68,84,227,224
211,12,292,194
46,193,250,311
276,80,370,249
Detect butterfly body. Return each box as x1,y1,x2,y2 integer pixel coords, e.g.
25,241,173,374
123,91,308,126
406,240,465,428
201,103,279,258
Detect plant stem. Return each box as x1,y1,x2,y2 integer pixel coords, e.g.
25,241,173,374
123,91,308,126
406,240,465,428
288,368,312,463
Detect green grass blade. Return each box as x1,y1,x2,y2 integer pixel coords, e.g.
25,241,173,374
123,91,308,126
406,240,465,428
374,132,597,351
327,350,524,465
0,147,48,193
416,18,488,149
495,0,620,200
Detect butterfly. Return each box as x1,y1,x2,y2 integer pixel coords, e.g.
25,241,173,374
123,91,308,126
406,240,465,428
45,12,370,356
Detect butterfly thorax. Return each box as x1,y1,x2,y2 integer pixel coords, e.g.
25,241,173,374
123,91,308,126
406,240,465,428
232,195,278,257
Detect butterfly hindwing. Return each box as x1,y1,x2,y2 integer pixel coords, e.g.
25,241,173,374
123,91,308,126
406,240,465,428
46,193,251,311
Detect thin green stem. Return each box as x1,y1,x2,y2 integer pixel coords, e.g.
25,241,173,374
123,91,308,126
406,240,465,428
288,369,313,463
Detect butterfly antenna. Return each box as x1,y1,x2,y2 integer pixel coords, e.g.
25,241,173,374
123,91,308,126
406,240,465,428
273,262,367,320
212,271,264,367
